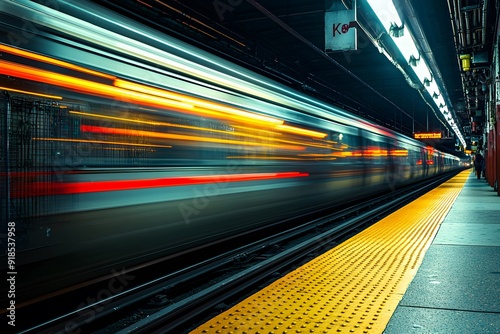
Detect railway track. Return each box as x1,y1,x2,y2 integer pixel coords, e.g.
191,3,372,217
14,171,461,334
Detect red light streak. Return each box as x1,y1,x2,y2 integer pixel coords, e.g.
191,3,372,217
11,172,309,197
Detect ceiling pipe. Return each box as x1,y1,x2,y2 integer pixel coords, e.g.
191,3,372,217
447,0,466,78
457,0,467,49
482,0,488,46
448,0,463,48
473,8,479,46
464,7,472,47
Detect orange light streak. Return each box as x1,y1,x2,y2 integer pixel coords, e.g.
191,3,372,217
391,149,409,157
136,0,153,8
69,111,331,149
0,43,115,80
0,60,195,111
80,125,305,151
363,149,388,156
274,124,327,138
0,86,62,99
32,137,172,148
0,59,284,127
347,149,408,157
113,79,283,126
227,156,305,160
332,151,358,157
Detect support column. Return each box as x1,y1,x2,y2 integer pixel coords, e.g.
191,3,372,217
487,130,494,187
496,104,500,195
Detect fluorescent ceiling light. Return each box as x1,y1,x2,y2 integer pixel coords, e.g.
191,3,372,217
424,80,440,98
392,32,419,62
366,0,467,148
412,59,432,84
366,0,402,29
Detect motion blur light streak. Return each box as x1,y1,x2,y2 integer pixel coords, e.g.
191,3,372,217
348,148,409,157
0,43,116,80
391,149,409,157
0,86,62,99
22,0,357,132
69,111,323,149
0,60,195,110
136,0,153,9
2,0,403,137
274,124,327,139
11,172,309,197
32,137,172,148
0,51,284,127
113,78,284,126
227,155,306,160
80,125,306,151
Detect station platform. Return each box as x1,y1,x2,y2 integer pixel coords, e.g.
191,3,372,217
384,170,500,334
192,170,500,333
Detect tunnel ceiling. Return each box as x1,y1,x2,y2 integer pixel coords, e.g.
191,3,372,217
95,0,497,153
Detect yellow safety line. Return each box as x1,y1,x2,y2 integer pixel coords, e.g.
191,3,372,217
192,171,469,333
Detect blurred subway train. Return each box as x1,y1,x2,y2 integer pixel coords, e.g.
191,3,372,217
0,0,463,299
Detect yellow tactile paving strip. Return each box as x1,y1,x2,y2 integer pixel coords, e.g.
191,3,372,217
192,171,469,334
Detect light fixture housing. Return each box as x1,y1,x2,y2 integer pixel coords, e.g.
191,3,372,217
366,0,467,148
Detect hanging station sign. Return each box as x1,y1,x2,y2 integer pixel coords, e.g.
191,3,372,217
325,9,357,51
414,132,443,139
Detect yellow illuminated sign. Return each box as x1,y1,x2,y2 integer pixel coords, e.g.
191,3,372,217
414,132,442,139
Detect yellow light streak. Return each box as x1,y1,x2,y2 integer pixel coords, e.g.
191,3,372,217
81,125,305,151
297,153,339,160
364,149,388,156
1,50,282,127
226,155,305,160
0,43,115,80
275,124,327,138
69,111,332,150
298,153,337,157
114,78,284,126
0,60,195,111
330,151,356,157
0,86,62,99
100,146,155,152
391,149,409,157
232,125,282,136
32,137,172,148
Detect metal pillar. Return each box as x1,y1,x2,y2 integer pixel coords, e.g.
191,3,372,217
496,103,500,195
